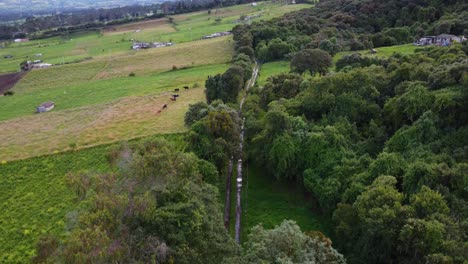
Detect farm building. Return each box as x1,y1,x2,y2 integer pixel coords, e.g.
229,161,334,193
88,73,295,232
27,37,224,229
153,42,173,48
132,41,173,50
415,34,465,46
132,42,151,50
202,31,231,39
33,63,52,69
36,102,55,113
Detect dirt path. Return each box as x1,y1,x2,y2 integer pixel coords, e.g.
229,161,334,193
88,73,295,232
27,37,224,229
233,61,259,243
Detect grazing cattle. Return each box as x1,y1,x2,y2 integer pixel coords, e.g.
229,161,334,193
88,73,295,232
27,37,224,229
174,88,180,92
162,104,168,109
184,86,189,89
170,97,176,101
172,94,179,98
156,110,162,114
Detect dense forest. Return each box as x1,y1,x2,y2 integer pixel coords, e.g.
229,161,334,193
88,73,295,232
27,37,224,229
232,0,467,263
32,0,467,263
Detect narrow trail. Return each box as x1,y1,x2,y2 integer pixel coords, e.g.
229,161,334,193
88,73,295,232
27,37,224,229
233,61,259,243
223,62,259,240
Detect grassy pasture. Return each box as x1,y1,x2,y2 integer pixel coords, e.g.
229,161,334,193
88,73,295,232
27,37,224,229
0,133,185,264
0,41,231,122
0,68,223,161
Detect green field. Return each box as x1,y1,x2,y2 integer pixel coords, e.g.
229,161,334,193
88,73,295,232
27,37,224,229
257,60,290,86
333,44,419,64
0,134,185,263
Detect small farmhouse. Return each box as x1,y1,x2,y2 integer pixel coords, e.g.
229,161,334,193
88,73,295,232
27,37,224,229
132,41,173,50
36,102,55,113
202,31,232,39
415,34,464,46
33,63,52,69
14,38,29,43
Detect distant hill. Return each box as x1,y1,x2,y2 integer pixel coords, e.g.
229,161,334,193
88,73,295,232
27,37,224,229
0,0,164,13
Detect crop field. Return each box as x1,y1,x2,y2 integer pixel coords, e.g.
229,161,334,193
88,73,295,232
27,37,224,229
0,133,185,263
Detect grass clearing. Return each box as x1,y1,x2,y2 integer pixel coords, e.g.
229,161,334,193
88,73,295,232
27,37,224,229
257,60,290,86
241,165,332,242
333,44,419,64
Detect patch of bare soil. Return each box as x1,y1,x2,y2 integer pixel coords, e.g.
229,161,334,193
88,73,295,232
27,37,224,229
0,72,26,94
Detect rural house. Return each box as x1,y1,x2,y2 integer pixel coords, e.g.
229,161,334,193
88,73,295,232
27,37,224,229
202,31,231,39
36,102,55,113
33,63,52,69
415,34,464,46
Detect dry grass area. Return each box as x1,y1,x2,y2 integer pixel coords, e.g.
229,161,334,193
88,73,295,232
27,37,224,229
94,36,233,79
103,18,172,34
0,88,204,161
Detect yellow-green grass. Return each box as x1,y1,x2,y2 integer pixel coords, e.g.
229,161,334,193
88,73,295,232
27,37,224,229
0,86,206,161
0,2,311,74
0,133,185,264
103,17,175,35
257,60,290,86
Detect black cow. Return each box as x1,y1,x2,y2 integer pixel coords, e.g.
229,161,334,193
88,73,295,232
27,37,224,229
183,86,189,89
174,88,180,92
162,104,168,109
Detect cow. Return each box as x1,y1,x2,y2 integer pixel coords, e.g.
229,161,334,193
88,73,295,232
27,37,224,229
170,97,176,101
174,88,180,92
162,104,168,109
172,94,179,98
184,86,189,90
